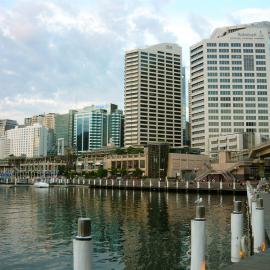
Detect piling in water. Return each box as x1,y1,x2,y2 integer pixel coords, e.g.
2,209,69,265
191,205,206,270
231,201,243,262
73,218,92,270
253,198,265,253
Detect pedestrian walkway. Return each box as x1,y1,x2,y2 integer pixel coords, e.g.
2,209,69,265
223,193,270,269
262,193,270,239
223,249,270,269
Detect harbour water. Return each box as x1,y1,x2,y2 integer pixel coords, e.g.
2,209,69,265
0,186,246,269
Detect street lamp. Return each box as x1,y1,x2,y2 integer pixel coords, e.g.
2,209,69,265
178,152,182,181
233,167,237,189
194,167,198,178
158,144,161,181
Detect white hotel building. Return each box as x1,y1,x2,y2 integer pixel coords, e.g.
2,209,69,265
3,124,48,158
124,43,183,147
189,21,270,154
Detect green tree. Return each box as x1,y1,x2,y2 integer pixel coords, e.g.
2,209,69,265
110,167,118,177
113,148,126,155
127,146,144,154
65,147,77,171
89,171,97,178
120,168,128,177
58,165,65,176
132,168,143,178
66,171,76,179
97,167,107,178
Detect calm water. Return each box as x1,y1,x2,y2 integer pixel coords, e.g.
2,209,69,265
0,186,246,270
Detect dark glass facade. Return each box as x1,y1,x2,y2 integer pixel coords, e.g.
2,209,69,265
55,110,77,153
76,115,90,153
147,143,169,178
74,105,123,153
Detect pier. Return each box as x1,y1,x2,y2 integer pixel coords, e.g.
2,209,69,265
0,178,247,194
88,178,246,194
223,193,270,269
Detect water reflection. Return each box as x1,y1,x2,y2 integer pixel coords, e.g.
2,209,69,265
0,187,246,270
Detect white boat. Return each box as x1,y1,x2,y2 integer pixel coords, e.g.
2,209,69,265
34,181,49,188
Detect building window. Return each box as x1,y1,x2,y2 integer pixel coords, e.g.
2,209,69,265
244,55,254,71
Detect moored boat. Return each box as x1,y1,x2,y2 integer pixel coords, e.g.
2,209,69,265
34,181,49,188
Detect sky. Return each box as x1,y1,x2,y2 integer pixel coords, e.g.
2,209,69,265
0,0,270,123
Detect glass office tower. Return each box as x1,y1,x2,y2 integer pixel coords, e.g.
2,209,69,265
74,104,123,153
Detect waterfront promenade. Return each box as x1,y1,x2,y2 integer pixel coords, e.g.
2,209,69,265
0,178,247,194
88,178,246,194
223,193,270,270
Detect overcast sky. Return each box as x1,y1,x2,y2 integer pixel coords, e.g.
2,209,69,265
0,0,270,123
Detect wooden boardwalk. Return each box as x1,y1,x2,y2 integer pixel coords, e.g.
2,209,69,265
223,193,270,270
88,178,246,194
0,178,247,194
262,193,270,239
223,249,270,269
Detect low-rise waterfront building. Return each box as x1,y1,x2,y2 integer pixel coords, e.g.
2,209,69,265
0,156,67,180
18,157,66,178
167,152,210,179
75,143,209,179
104,153,147,176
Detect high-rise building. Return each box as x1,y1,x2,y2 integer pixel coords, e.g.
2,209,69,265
104,104,124,147
24,113,56,129
124,43,183,147
55,110,77,155
0,136,9,159
24,117,32,126
89,109,108,150
181,67,188,145
74,104,123,153
74,107,92,153
0,119,17,136
23,113,56,155
44,113,56,129
189,21,270,154
31,114,45,126
5,124,48,158
108,109,124,147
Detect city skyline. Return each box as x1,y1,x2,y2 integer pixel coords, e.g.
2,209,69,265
1,0,270,122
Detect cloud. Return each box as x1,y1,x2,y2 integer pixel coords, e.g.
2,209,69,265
0,1,269,123
187,14,213,39
232,8,270,24
0,0,180,123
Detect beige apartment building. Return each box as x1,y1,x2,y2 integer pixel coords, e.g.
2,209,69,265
189,21,270,154
25,113,56,129
124,43,183,147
